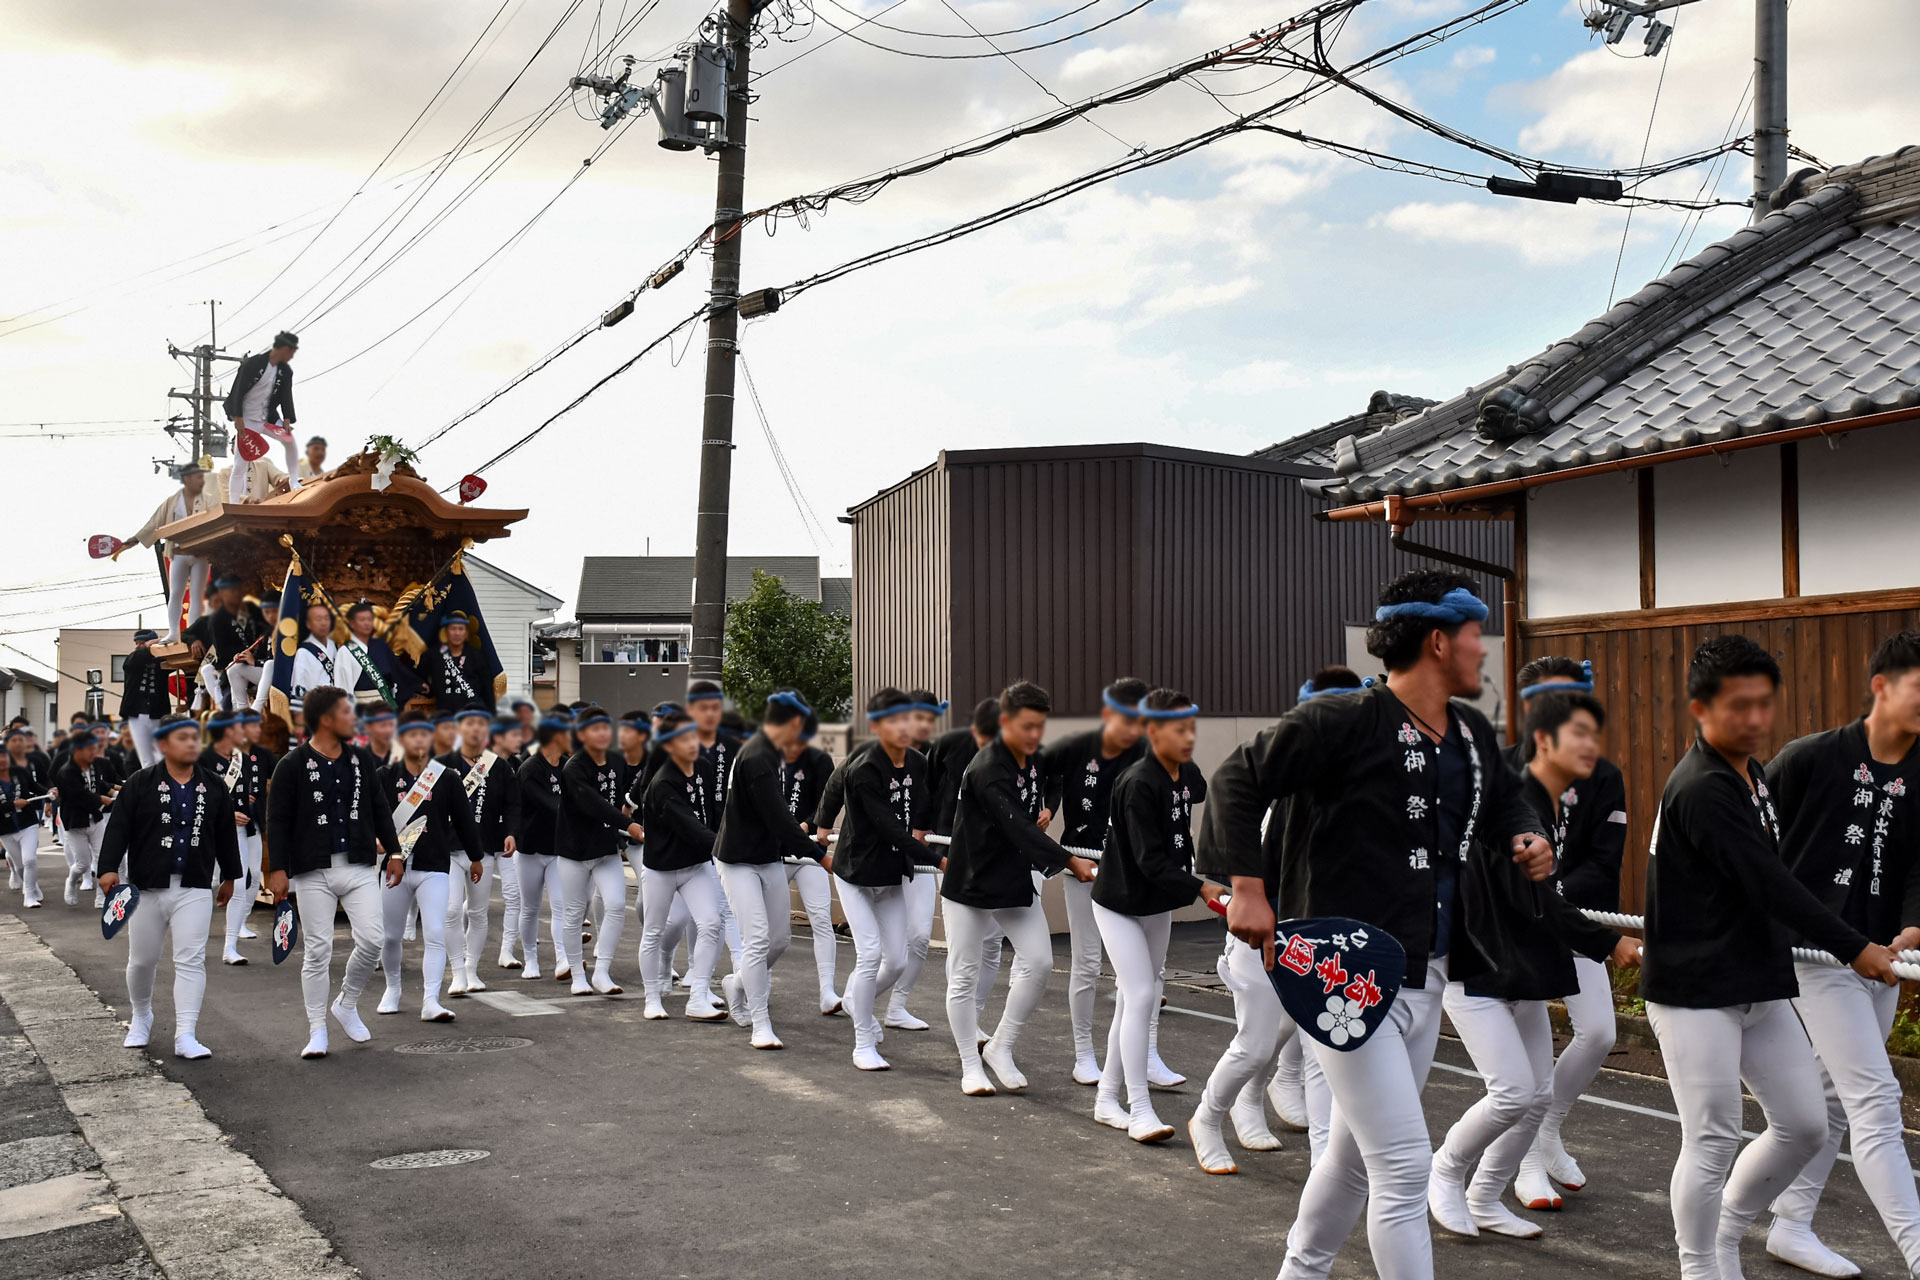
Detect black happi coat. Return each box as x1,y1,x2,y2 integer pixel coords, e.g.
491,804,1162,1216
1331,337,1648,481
1094,756,1206,917
641,755,720,871
424,646,493,712
264,743,403,877
781,744,835,832
1503,742,1629,912
556,750,629,861
0,768,38,835
437,750,521,853
833,744,932,887
1768,719,1920,946
200,745,271,844
812,738,874,831
516,753,566,858
701,731,742,810
4,754,50,827
714,732,822,867
924,728,981,838
380,759,483,875
942,738,1069,910
210,602,270,667
1197,684,1544,988
54,758,115,829
119,647,171,719
1046,729,1148,855
96,762,243,889
1642,735,1872,1009
1448,770,1620,1001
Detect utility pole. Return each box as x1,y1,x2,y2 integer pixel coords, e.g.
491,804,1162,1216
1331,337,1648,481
1752,0,1788,222
165,300,239,477
688,0,757,681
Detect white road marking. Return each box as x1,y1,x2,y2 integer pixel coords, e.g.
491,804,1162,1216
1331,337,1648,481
468,990,563,1017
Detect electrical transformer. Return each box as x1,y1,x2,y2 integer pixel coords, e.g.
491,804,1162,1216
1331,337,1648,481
684,41,728,126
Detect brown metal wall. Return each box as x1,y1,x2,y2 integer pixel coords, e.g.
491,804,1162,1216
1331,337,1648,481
851,448,1513,720
850,464,951,714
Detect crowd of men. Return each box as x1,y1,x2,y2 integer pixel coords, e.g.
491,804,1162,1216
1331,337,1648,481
5,566,1920,1280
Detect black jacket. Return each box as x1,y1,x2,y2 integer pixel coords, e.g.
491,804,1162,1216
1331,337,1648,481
263,743,402,877
380,759,483,875
423,647,493,712
105,744,137,780
516,752,566,858
54,758,115,829
221,352,296,424
119,647,171,719
437,750,521,852
1768,719,1920,947
812,738,873,831
942,738,1069,910
1093,757,1206,916
200,745,273,841
556,750,629,861
714,732,822,866
833,745,932,886
1448,770,1620,1001
1642,735,1871,1008
209,602,271,668
701,732,742,810
3,755,50,827
1046,729,1147,854
96,762,243,890
781,745,835,832
1196,685,1544,988
925,728,981,838
0,769,37,835
641,756,719,871
1503,742,1628,911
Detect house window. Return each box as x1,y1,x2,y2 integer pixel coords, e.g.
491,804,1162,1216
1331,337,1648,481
582,626,690,664
108,656,128,684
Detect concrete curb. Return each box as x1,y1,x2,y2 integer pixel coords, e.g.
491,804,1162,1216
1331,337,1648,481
0,917,357,1280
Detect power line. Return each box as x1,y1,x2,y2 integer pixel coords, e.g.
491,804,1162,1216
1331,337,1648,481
738,351,834,551
934,0,1140,154
0,418,166,428
798,0,1158,61
0,572,147,596
816,0,1106,41
1606,9,1676,309
754,0,915,77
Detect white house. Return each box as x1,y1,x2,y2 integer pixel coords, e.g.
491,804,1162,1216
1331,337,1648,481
465,554,562,705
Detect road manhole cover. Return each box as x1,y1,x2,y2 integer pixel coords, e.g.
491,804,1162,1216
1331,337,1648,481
392,1036,533,1055
370,1149,491,1170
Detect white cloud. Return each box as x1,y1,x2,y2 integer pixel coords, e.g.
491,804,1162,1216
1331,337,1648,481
1372,199,1651,267
1208,359,1306,394
1450,45,1496,71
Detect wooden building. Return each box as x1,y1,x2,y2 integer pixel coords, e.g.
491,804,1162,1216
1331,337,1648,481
1310,148,1920,911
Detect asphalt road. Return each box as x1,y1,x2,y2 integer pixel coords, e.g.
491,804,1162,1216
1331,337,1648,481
7,854,1917,1280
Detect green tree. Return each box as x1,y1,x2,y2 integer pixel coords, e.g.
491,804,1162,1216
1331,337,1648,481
722,569,852,722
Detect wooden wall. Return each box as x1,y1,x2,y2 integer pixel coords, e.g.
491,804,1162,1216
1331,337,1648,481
1520,588,1920,914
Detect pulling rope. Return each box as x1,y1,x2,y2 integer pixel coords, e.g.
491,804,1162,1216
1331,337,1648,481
1580,908,1920,984
787,830,1103,875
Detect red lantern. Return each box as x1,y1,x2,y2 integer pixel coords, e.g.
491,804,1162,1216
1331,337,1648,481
86,534,124,559
457,474,487,504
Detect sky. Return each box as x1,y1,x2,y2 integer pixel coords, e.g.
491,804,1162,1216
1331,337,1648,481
4,0,1918,682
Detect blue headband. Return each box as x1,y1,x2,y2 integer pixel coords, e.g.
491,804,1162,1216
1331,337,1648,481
655,723,696,743
574,711,611,730
767,690,812,717
154,715,198,739
1102,689,1143,717
619,717,649,731
866,703,914,721
1297,676,1375,702
908,700,949,716
239,710,262,724
363,709,397,724
1520,660,1595,701
5,729,25,741
432,713,455,725
1137,702,1199,720
686,689,724,703
1373,587,1489,625
207,713,240,731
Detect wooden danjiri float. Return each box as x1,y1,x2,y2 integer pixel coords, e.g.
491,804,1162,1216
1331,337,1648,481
149,446,526,748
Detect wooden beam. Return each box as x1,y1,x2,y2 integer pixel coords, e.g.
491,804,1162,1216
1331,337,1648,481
1781,440,1801,597
1637,469,1656,611
1506,494,1527,742
1520,585,1920,637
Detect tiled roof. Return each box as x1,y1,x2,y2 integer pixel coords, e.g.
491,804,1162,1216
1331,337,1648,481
575,556,821,618
1253,392,1437,469
1310,147,1920,504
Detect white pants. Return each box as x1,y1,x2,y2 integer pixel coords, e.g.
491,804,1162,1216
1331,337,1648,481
1774,963,1920,1271
1282,957,1447,1280
1202,930,1295,1116
1437,988,1555,1209
64,820,105,886
715,860,791,1023
1540,954,1615,1146
128,716,160,768
3,828,42,906
1647,999,1830,1280
291,862,384,1031
125,882,213,1041
1305,1035,1332,1164
382,870,450,1007
164,554,210,642
496,850,522,960
787,859,839,1005
558,855,626,974
222,831,261,946
839,881,910,1039
1093,904,1171,1110
225,662,263,715
943,897,1051,1065
230,426,299,501
516,852,565,971
1060,874,1105,1058
640,863,723,997
893,870,939,1010
445,852,502,979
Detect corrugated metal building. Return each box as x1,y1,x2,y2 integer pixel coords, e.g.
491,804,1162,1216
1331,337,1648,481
847,442,1513,719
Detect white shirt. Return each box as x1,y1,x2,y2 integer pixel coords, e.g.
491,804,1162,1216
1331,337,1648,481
240,362,278,423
